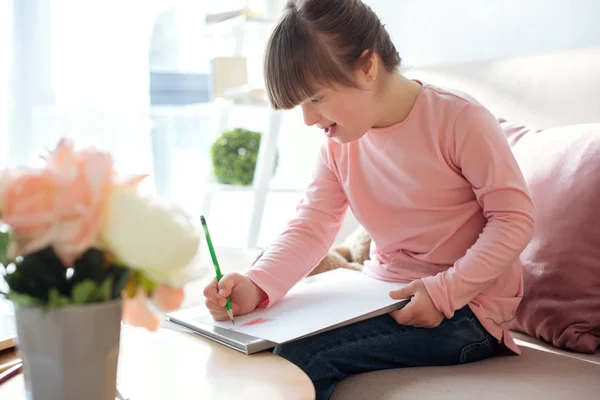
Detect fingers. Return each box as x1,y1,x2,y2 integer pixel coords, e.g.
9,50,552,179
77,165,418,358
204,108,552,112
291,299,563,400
389,281,419,326
203,274,242,322
390,307,428,328
390,292,444,328
389,281,416,300
205,301,227,320
205,299,240,321
204,297,224,314
202,278,226,308
215,273,241,298
203,274,241,305
390,301,416,326
389,310,411,326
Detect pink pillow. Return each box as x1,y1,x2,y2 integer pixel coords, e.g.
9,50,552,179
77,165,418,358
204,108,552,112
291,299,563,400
501,120,600,354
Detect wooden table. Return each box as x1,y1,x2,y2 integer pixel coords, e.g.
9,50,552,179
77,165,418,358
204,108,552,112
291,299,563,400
0,323,315,400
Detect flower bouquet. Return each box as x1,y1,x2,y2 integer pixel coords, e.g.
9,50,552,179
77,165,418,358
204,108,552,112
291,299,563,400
0,139,206,400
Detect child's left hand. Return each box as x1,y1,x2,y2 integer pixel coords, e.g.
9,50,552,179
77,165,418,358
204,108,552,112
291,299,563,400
389,279,444,328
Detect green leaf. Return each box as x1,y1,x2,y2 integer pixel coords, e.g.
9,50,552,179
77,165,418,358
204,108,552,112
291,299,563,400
6,291,43,306
5,247,70,302
71,248,107,286
111,255,127,267
96,276,113,301
0,230,12,266
71,280,98,304
3,246,135,306
48,288,70,307
112,268,130,297
137,272,157,294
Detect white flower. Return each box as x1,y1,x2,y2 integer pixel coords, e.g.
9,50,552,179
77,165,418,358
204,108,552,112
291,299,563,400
100,189,204,285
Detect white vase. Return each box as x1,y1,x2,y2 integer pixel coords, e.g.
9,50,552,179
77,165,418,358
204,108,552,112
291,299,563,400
14,300,122,400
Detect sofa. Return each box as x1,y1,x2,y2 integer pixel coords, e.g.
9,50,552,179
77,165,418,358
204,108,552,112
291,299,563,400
329,47,600,399
187,47,600,399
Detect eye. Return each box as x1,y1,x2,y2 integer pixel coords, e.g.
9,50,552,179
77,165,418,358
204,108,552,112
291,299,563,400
310,96,324,104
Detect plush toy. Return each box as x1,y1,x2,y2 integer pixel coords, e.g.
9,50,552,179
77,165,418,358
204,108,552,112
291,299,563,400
254,226,372,276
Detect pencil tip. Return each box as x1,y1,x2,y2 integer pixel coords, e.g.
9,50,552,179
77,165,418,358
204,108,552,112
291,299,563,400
226,309,235,325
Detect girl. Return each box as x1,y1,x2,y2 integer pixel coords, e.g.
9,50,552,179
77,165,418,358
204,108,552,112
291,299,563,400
203,0,535,398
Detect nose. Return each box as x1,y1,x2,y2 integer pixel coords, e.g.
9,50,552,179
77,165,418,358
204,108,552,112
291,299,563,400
301,103,320,127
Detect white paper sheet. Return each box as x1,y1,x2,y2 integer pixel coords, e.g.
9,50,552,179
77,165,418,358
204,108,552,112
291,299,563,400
190,269,408,344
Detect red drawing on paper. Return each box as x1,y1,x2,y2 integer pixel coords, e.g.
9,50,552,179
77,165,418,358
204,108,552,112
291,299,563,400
241,318,273,327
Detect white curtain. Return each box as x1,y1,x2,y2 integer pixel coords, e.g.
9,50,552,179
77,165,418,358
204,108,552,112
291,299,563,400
7,0,172,179
3,0,326,249
5,0,226,233
0,1,10,167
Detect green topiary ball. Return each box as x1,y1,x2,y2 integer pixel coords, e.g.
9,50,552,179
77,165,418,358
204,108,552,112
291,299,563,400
210,128,275,186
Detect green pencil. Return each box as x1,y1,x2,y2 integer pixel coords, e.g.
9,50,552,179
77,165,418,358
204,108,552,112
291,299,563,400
200,215,235,325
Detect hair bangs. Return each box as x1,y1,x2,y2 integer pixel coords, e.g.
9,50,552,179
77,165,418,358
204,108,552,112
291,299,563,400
264,11,356,110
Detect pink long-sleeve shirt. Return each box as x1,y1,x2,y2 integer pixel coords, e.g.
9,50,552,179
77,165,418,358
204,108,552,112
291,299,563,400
246,82,535,354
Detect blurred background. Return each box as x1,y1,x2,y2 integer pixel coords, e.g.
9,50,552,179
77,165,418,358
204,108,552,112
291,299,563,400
1,0,599,250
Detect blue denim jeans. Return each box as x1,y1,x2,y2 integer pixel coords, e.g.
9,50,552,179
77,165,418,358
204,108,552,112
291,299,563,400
273,306,497,400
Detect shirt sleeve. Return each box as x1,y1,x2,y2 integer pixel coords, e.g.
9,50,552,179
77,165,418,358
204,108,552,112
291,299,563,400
422,103,535,318
245,143,348,307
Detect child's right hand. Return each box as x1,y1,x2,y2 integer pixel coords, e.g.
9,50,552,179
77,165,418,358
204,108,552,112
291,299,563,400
203,273,267,321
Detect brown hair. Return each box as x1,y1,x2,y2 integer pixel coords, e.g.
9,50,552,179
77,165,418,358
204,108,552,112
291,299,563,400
264,0,401,110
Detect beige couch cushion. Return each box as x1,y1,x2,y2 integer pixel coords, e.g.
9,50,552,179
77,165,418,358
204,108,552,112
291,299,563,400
512,331,600,366
332,342,600,400
402,47,600,129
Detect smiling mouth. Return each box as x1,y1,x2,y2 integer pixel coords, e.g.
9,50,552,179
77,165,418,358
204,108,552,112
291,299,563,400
324,123,337,137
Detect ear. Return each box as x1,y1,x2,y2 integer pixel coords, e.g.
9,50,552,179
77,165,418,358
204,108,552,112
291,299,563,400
359,49,378,83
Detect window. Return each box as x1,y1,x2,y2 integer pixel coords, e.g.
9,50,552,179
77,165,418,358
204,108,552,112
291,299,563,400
0,0,10,168
5,0,329,250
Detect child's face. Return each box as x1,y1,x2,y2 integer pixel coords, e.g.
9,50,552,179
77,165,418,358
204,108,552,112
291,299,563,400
300,81,377,144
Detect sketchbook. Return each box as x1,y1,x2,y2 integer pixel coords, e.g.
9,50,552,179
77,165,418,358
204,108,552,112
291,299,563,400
166,269,409,354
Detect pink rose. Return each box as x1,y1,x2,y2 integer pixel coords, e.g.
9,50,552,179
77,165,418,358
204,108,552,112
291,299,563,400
122,285,185,331
1,138,114,266
153,285,185,311
122,286,162,331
